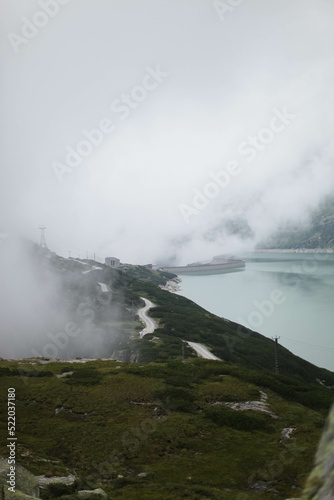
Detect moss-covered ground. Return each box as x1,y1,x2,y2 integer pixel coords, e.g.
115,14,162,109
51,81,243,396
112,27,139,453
0,358,331,499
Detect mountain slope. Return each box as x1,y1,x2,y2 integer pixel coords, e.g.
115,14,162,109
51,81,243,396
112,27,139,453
1,243,334,499
262,198,334,250
10,242,334,390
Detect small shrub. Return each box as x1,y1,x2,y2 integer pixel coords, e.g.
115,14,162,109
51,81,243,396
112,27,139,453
42,483,75,499
65,367,104,386
60,366,74,373
204,406,275,432
154,386,196,413
0,367,12,377
11,369,54,377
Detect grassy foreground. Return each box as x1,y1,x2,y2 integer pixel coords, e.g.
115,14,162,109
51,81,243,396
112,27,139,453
0,358,331,499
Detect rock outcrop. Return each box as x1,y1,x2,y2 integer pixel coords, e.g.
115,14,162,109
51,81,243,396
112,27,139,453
77,489,107,499
36,475,77,499
302,402,334,499
0,458,39,499
4,490,37,500
0,460,107,500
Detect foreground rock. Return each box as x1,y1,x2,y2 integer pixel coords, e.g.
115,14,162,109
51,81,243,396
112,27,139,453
37,475,77,499
223,391,277,418
77,489,107,499
0,459,109,500
0,458,39,499
4,490,37,500
302,402,334,499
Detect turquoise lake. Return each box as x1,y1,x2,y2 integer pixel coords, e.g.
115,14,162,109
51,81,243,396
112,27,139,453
176,253,334,372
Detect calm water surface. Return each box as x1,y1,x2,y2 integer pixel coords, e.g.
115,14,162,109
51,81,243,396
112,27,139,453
176,253,334,371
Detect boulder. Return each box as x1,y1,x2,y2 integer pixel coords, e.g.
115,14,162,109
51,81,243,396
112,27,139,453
36,475,77,499
302,402,334,499
4,490,37,500
0,458,39,498
77,489,107,499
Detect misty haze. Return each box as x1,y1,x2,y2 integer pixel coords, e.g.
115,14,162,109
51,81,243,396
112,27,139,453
1,2,334,499
1,0,334,364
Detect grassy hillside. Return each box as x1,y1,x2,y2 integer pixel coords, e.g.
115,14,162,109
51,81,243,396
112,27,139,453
21,246,334,389
0,358,331,499
1,244,334,499
98,259,334,390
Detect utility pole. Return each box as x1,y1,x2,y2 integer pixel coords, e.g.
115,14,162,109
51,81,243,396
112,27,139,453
182,344,185,362
38,225,47,249
272,336,280,374
68,250,71,258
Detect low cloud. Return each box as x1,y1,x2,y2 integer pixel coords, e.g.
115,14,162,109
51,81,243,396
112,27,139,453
0,238,122,359
1,0,334,266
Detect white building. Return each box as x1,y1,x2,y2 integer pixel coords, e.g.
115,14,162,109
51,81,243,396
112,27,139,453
105,256,120,267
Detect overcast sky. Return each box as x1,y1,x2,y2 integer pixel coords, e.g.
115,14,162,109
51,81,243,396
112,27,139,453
1,0,334,264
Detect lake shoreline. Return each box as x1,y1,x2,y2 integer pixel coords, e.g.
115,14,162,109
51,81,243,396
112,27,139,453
176,252,334,371
159,277,182,293
255,248,334,253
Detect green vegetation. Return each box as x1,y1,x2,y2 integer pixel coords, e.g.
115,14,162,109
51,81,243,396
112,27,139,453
0,358,332,499
203,406,275,432
36,247,334,392
1,245,333,499
64,366,105,386
118,271,334,388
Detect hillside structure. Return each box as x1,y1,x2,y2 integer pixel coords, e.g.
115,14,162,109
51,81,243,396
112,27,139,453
105,256,120,267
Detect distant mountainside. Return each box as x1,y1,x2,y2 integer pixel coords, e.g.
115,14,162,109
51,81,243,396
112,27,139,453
262,199,334,250
2,239,333,384
211,198,334,251
9,242,333,386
